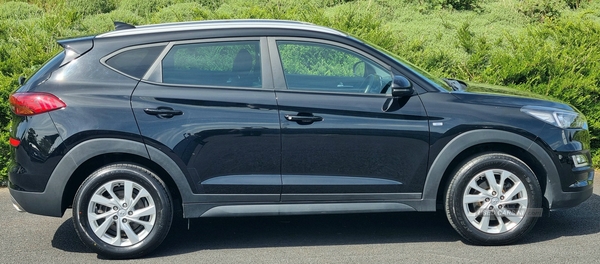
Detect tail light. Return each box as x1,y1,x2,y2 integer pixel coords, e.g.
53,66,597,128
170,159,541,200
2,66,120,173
9,92,66,116
9,137,20,147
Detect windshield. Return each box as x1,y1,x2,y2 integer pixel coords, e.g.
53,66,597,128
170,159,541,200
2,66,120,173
350,36,453,91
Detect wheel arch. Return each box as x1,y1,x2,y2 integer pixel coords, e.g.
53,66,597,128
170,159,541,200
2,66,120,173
423,129,556,211
62,153,185,216
47,138,192,217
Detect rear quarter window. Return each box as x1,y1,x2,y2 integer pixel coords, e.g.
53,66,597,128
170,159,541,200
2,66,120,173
104,45,166,79
24,51,66,87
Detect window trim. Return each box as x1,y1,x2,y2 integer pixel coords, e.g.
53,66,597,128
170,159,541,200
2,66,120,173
142,37,273,89
100,43,169,80
267,37,393,95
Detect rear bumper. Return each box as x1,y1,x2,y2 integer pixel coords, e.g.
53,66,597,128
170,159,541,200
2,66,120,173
9,188,63,217
10,193,25,212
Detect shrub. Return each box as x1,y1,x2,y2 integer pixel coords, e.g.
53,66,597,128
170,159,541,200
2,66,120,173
457,22,475,54
564,0,587,9
0,74,14,186
66,0,117,15
0,2,43,20
118,0,172,17
108,9,146,25
444,0,481,10
518,0,565,22
151,3,211,23
80,14,114,33
176,0,225,10
412,0,482,12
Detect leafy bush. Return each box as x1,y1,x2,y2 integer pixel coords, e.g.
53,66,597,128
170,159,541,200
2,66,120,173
177,0,225,10
0,74,14,186
80,14,115,33
518,0,565,22
457,22,475,54
118,0,172,17
151,2,211,23
564,0,587,9
66,0,117,15
444,0,481,10
108,9,146,25
0,2,43,20
412,0,482,12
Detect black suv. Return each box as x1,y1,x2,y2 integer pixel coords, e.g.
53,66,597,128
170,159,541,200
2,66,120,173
9,20,594,258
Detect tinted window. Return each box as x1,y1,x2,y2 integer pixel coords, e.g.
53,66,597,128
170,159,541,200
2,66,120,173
277,41,392,94
105,45,165,78
162,41,261,88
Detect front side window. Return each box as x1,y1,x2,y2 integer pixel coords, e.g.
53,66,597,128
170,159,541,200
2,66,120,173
277,41,392,94
162,41,261,88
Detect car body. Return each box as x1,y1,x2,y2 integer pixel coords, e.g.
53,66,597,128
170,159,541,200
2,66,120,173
8,20,594,258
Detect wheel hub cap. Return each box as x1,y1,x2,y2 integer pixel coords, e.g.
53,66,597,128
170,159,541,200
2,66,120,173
490,197,500,206
462,169,529,234
86,179,156,247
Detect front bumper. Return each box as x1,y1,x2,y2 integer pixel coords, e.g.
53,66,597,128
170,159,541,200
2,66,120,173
546,166,594,210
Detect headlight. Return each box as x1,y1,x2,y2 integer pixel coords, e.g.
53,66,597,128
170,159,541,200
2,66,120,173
521,106,586,129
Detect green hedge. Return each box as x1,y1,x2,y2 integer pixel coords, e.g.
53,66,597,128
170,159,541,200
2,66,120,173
1,0,599,185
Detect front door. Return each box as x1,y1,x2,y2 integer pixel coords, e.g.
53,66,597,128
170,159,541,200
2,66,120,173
270,39,430,202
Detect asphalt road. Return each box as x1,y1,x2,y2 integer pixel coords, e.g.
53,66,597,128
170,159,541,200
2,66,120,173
1,178,599,263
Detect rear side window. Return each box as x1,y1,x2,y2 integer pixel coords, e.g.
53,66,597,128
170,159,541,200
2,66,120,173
161,40,261,88
105,45,166,79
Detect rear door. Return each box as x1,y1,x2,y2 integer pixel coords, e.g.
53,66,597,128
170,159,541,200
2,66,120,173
269,38,430,202
131,38,281,202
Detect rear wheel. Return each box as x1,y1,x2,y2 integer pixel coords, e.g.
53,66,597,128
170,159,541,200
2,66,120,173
445,153,542,245
73,163,172,259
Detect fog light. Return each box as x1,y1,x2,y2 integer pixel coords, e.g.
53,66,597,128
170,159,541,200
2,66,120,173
571,154,589,168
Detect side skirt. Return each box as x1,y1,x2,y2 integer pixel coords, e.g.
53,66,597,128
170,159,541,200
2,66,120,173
183,201,421,218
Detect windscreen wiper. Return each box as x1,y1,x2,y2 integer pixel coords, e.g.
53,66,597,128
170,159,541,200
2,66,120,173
443,78,468,91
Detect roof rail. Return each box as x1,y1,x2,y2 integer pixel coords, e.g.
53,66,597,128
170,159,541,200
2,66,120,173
98,20,347,38
114,21,135,31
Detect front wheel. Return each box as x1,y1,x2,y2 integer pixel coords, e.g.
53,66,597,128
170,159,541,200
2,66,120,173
445,153,542,245
73,163,173,259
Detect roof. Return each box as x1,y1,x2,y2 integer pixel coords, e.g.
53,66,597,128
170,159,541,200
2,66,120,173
97,19,347,38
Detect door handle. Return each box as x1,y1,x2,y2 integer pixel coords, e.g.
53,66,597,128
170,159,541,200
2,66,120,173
285,114,323,123
144,107,183,118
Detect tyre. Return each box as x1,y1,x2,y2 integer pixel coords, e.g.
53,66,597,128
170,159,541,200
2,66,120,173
73,163,173,259
445,153,542,245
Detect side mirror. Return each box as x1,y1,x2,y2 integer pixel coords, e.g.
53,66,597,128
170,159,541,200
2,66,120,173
18,76,26,86
391,75,413,97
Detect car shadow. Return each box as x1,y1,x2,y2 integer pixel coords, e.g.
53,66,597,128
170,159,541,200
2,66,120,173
51,193,600,258
51,219,92,254
521,192,600,244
